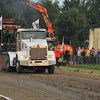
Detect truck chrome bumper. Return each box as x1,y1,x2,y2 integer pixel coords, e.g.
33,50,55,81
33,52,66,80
20,60,56,66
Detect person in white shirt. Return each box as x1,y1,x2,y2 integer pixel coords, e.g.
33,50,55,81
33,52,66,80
77,47,83,64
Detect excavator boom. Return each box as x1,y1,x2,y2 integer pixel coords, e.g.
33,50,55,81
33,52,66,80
25,2,54,38
26,2,47,13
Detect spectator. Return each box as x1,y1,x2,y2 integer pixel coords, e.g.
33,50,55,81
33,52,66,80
86,48,90,57
77,47,81,56
77,47,82,64
90,49,93,56
97,49,100,64
92,47,96,57
64,49,70,65
91,47,96,64
81,47,86,64
73,48,78,64
84,48,86,56
90,49,92,64
86,48,90,64
97,49,100,57
54,47,60,68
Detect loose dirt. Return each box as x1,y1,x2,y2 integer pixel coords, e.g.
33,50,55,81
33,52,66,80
0,68,100,100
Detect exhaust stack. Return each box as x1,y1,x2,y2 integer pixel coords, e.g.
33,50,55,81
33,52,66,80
30,37,33,42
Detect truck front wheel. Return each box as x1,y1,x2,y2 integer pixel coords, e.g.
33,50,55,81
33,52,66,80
48,65,54,74
16,61,23,74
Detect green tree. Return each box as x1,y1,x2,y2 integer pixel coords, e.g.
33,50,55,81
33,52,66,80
62,0,81,10
57,0,93,49
87,0,100,28
54,7,88,49
0,0,31,27
0,0,13,18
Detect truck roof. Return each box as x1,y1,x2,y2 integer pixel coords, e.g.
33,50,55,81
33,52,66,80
17,28,46,32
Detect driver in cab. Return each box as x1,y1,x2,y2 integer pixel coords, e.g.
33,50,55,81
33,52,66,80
5,30,11,43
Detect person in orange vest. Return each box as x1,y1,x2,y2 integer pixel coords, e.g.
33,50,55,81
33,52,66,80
54,47,60,68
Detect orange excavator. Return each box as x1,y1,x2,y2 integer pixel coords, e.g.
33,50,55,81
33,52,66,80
25,1,73,55
26,2,55,39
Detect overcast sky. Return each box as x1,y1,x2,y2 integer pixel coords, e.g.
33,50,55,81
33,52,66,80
52,0,64,6
31,0,63,6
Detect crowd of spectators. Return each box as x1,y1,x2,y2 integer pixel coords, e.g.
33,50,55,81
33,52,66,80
73,47,100,64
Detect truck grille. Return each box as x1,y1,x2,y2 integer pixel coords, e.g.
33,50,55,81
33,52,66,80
30,47,47,60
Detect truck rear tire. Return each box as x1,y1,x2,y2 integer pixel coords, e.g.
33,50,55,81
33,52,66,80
48,65,54,74
16,61,23,74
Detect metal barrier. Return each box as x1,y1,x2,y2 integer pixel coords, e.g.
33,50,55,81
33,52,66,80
75,56,100,65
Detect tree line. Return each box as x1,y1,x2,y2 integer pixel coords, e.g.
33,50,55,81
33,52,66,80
0,0,100,51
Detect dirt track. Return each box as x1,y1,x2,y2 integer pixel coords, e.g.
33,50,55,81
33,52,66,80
0,68,100,100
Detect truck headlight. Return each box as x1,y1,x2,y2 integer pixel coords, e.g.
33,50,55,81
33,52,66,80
19,55,27,59
1,43,3,46
48,55,55,59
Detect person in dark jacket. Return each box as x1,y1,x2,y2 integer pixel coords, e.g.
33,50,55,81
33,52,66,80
5,30,11,43
64,49,70,65
91,47,96,64
81,47,85,64
73,48,78,64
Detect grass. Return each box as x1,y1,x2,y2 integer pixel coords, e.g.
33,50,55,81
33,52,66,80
55,64,100,74
73,64,100,69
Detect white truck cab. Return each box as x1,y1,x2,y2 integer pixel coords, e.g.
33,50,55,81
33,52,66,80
2,28,56,74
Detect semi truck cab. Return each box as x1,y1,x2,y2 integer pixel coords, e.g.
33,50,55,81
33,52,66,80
2,28,56,74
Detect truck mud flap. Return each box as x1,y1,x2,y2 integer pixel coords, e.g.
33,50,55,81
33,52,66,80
1,52,8,71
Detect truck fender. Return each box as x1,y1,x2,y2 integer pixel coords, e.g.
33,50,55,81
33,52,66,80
8,52,17,67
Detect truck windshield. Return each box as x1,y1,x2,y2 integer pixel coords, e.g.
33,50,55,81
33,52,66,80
21,31,46,39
